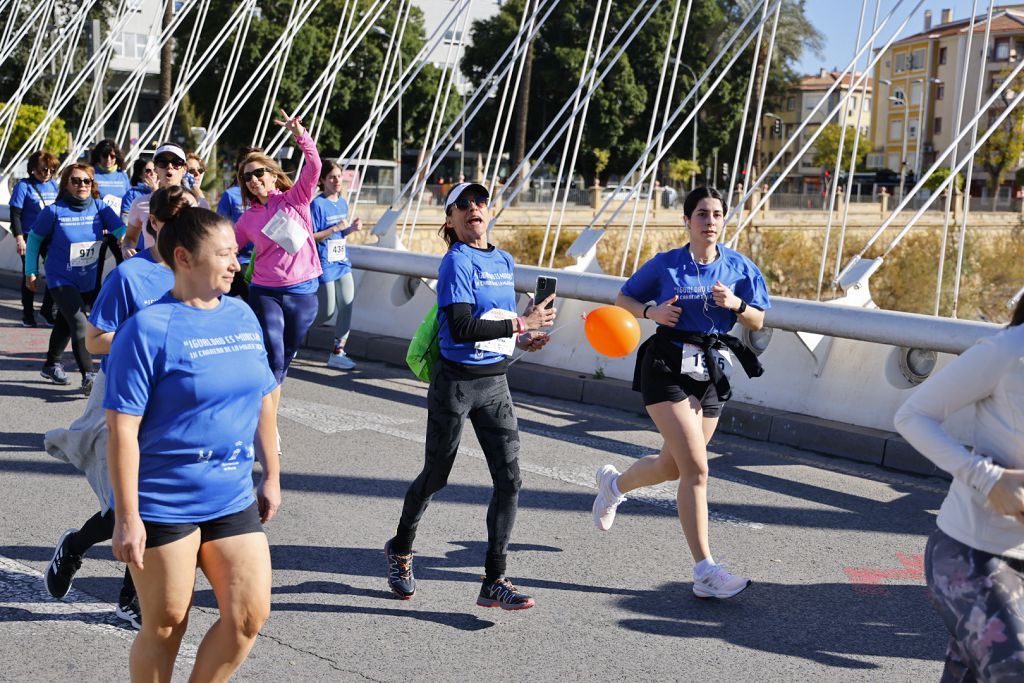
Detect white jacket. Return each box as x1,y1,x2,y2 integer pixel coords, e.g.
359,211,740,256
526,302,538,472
894,323,1024,559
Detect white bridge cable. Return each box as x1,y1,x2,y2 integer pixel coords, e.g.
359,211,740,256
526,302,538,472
481,0,532,190
537,0,608,267
630,0,695,274
951,0,996,319
545,0,613,269
727,0,782,241
724,0,770,232
400,1,471,239
833,49,1024,285
831,0,883,298
156,0,214,142
0,0,53,70
493,0,672,216
618,0,688,276
308,0,358,145
78,0,128,153
203,0,257,164
2,3,147,176
253,0,304,146
381,0,561,215
0,0,58,161
195,0,325,158
546,0,777,239
117,4,172,146
262,0,395,157
127,0,256,164
38,2,91,153
0,0,23,57
724,0,924,248
814,0,869,300
933,0,981,315
62,0,202,168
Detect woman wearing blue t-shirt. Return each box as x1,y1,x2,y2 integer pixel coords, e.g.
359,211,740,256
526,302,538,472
591,186,770,600
25,164,126,394
384,182,556,610
90,138,131,211
106,208,280,680
10,150,59,327
120,157,157,222
42,187,195,630
310,161,363,369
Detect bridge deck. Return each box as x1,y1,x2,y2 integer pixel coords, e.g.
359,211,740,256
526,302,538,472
0,288,945,680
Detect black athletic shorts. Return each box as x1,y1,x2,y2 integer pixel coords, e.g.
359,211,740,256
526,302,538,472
638,340,725,416
143,501,263,549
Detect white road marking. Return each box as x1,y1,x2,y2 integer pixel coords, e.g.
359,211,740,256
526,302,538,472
280,399,764,530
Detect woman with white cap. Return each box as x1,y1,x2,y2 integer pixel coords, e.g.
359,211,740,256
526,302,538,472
121,142,205,257
384,182,556,610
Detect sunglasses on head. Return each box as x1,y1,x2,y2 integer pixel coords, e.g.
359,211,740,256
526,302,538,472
154,157,186,169
451,195,488,211
242,167,272,183
69,177,93,187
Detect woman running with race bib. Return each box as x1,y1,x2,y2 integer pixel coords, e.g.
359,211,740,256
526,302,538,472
384,182,555,610
25,164,126,394
107,207,280,681
10,150,59,327
591,186,769,600
234,110,322,414
310,160,362,370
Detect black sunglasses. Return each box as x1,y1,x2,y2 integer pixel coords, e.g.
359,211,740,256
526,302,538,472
451,195,488,211
155,157,186,169
69,177,93,186
242,167,272,183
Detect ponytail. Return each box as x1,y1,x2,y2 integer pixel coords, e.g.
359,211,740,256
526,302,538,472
147,186,196,238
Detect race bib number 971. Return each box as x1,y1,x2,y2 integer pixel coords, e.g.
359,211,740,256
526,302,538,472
69,240,102,267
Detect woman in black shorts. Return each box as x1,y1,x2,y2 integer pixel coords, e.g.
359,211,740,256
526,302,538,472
591,187,770,599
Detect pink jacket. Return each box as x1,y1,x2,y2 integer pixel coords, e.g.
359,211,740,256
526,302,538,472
235,131,324,287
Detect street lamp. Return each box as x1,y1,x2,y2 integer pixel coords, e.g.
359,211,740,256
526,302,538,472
889,94,910,202
914,77,943,183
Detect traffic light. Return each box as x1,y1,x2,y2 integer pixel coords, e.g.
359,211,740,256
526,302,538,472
772,118,782,137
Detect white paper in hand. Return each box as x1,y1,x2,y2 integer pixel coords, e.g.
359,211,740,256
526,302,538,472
475,308,517,356
261,209,309,254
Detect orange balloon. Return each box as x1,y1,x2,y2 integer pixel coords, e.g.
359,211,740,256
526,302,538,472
584,305,642,357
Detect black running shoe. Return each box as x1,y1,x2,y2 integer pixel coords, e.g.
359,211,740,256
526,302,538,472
384,539,415,599
115,594,142,630
45,529,82,599
82,371,97,397
40,363,70,385
21,316,37,328
477,576,535,611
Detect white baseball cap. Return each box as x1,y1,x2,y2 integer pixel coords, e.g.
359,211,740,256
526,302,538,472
153,143,187,163
444,182,489,211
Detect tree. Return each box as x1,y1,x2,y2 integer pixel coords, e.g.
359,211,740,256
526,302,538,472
0,103,69,165
977,68,1024,208
667,158,700,186
924,167,964,193
811,124,869,170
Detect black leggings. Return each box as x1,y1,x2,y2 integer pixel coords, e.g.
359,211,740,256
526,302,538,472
94,234,124,292
66,509,135,603
20,242,53,322
46,286,96,375
392,365,522,580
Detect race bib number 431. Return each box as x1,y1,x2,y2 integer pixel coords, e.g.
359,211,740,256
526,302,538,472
70,240,102,267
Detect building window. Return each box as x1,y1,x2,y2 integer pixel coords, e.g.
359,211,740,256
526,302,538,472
888,153,899,170
938,46,947,65
995,37,1010,61
936,84,944,100
786,95,795,111
889,119,902,140
114,32,153,59
443,29,463,44
910,81,922,105
911,48,925,70
892,87,906,102
894,52,907,73
934,117,942,135
909,121,918,140
863,97,871,111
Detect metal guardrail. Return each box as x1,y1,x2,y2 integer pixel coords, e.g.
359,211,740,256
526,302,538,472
349,245,1000,355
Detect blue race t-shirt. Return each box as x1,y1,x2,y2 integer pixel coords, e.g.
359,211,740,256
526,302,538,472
437,242,517,365
120,183,152,218
103,294,277,523
217,185,252,264
31,199,124,291
621,244,771,335
10,177,58,234
93,168,131,212
88,254,174,372
134,247,159,264
311,194,351,282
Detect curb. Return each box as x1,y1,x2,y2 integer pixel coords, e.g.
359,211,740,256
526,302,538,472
308,327,948,482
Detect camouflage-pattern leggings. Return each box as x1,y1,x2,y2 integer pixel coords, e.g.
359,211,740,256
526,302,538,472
925,528,1024,682
394,365,522,577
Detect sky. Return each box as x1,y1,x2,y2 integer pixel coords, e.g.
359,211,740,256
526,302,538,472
796,0,984,75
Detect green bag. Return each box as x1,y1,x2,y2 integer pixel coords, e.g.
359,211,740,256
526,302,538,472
244,247,256,284
406,303,440,382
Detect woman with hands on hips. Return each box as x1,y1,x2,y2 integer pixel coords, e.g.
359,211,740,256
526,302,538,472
384,182,555,610
106,208,280,681
591,186,770,600
895,297,1024,680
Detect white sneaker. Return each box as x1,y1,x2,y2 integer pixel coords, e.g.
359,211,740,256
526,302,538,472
692,563,750,599
327,352,356,370
592,465,626,531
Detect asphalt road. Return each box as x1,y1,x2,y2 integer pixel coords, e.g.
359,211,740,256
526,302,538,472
0,287,948,681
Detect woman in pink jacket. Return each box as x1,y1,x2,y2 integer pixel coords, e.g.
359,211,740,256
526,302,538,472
235,111,323,408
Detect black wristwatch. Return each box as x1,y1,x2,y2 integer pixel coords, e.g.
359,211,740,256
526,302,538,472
734,300,748,315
